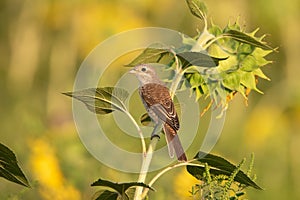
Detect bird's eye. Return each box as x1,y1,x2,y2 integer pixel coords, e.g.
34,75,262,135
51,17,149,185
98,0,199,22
141,67,147,72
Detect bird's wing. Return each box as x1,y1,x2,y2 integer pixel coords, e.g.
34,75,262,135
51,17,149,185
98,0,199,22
150,103,179,131
140,83,180,131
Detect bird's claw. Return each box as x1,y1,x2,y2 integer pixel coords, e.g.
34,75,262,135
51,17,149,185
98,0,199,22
151,134,160,140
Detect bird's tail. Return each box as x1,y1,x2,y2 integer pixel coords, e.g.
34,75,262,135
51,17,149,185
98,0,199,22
163,124,187,162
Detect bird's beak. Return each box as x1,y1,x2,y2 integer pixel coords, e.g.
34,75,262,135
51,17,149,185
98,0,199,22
129,68,137,74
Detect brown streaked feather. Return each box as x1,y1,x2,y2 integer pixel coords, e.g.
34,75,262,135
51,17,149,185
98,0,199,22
139,83,179,131
132,64,187,162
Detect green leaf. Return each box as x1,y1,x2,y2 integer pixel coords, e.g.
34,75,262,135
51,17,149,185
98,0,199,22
222,71,241,91
186,152,262,190
186,0,207,19
209,22,223,36
224,20,242,32
240,55,259,72
240,71,263,94
126,44,174,67
187,72,205,87
253,68,270,81
237,43,255,56
252,48,273,57
177,52,227,68
0,143,30,187
63,87,129,114
223,30,273,50
93,190,119,200
252,48,273,67
91,179,154,198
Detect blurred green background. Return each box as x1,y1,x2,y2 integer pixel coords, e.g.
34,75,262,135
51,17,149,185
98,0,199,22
0,0,299,199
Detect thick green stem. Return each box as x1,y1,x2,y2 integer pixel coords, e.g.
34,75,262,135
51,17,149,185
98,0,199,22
170,70,184,98
134,138,159,200
191,29,214,52
124,110,147,155
141,162,202,199
191,16,215,52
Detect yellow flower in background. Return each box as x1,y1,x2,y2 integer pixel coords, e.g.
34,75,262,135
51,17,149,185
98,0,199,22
29,138,81,200
174,168,199,199
70,1,148,57
244,105,287,149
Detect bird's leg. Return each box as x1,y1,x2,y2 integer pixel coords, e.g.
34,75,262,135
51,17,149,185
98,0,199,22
151,122,163,140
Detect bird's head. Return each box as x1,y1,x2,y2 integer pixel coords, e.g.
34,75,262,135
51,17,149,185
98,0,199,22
129,64,161,85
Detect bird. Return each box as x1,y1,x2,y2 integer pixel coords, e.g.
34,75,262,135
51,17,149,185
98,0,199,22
130,64,187,162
